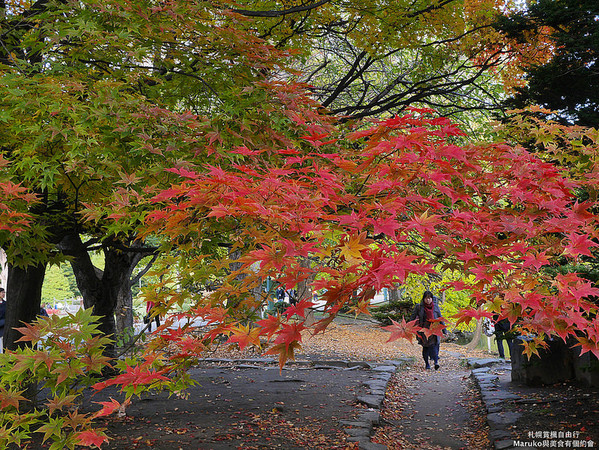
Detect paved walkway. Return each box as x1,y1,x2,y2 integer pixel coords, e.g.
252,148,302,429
394,352,473,449
90,357,403,449
469,358,599,450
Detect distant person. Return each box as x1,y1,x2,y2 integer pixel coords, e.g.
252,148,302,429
494,315,513,360
276,287,285,302
39,305,49,318
410,290,446,370
145,300,160,332
288,288,298,306
0,288,5,352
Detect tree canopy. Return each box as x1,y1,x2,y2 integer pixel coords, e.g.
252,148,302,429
1,0,599,448
231,0,518,123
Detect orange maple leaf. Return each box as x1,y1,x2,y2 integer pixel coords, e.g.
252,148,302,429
0,386,27,410
574,337,599,360
264,341,302,371
14,322,44,344
339,232,372,264
45,394,78,415
225,324,261,351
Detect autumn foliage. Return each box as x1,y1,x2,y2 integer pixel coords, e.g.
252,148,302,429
144,105,599,365
2,0,599,448
4,66,599,450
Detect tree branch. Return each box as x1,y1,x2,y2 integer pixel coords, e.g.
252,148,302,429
232,0,332,18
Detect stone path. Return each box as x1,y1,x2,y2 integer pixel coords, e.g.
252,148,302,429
374,350,484,449
92,357,407,450
468,358,520,449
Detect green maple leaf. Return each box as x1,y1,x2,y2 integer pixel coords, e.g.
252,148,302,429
37,417,65,444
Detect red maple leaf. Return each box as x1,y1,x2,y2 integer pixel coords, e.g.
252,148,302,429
521,251,550,270
75,430,109,448
382,318,420,343
562,233,597,258
92,398,122,418
282,298,314,319
452,308,493,327
274,323,304,349
420,319,446,339
92,365,169,391
256,314,282,339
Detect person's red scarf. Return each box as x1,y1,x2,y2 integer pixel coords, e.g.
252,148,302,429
424,301,435,322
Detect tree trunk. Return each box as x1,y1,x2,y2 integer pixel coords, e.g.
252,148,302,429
5,263,46,352
60,234,155,354
60,234,130,358
388,286,401,302
62,234,117,358
467,318,484,351
4,262,46,408
114,251,143,345
296,257,316,302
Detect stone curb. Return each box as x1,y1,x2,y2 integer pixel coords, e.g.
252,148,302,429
467,358,521,450
345,358,413,450
199,356,412,450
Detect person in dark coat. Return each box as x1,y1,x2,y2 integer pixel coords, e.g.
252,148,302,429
494,315,513,360
276,287,285,302
0,288,6,352
410,290,446,370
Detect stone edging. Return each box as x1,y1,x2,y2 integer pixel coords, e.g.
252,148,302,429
343,358,412,450
466,358,521,450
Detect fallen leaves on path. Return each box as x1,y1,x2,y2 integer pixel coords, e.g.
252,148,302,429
372,355,491,450
207,411,359,449
206,317,489,362
207,317,492,449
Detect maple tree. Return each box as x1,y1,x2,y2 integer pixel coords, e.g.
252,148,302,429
144,106,599,366
1,0,599,448
0,0,303,353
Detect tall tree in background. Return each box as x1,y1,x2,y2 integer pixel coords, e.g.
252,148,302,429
494,0,599,290
495,0,599,127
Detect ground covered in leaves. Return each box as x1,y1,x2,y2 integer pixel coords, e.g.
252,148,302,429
371,356,491,450
98,317,495,449
505,377,599,446
31,315,598,449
